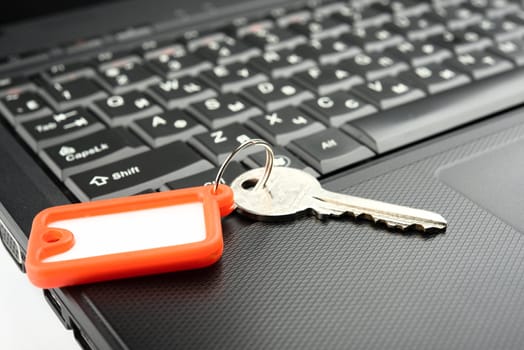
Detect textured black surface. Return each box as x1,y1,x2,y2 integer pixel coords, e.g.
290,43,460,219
63,116,524,349
0,122,70,237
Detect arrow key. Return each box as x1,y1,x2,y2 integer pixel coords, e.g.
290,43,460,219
353,77,426,110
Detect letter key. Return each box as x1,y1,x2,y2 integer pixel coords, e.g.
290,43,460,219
230,167,446,232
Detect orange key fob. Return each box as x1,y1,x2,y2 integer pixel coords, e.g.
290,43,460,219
25,184,234,288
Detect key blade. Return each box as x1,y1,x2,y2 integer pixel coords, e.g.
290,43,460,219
312,190,447,232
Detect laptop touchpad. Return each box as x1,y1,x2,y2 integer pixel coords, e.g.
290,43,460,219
438,138,524,233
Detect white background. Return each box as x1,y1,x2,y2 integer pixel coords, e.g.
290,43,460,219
0,246,80,349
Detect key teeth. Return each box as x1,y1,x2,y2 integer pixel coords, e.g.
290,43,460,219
313,208,447,234
327,211,447,234
373,218,447,234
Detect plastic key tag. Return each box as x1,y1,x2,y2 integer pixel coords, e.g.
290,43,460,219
25,139,274,288
25,185,234,288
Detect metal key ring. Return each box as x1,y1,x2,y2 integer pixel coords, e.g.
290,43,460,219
213,139,274,193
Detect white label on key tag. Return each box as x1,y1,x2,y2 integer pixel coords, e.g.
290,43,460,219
43,202,206,263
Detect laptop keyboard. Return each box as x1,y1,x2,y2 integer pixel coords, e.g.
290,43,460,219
2,0,524,201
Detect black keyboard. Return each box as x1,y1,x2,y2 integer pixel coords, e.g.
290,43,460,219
2,0,524,202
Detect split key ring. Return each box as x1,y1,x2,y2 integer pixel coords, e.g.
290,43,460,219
212,139,274,193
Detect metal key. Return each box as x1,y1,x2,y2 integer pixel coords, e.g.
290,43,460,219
230,167,447,232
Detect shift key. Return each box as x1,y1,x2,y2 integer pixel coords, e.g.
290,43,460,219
66,141,213,201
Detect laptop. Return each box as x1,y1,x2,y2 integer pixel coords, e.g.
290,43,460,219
2,0,524,348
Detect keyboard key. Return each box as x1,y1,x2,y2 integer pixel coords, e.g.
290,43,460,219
398,63,470,94
431,30,493,54
0,89,52,123
98,55,142,72
146,45,212,78
190,123,260,164
473,17,524,42
247,106,325,145
275,10,312,27
386,14,446,41
242,79,314,112
17,108,105,151
40,127,148,179
93,50,134,66
386,41,452,67
302,91,378,127
294,38,361,65
188,93,262,128
433,5,484,30
0,76,31,92
343,68,524,154
490,39,524,66
66,141,213,201
148,77,216,109
332,4,391,28
41,76,107,110
248,49,315,78
99,59,160,93
245,146,319,178
138,38,172,56
44,61,94,80
243,26,307,51
507,12,524,26
341,52,409,80
92,91,163,126
288,128,374,174
372,0,430,18
200,63,267,93
194,35,260,65
353,77,426,109
292,66,364,95
446,51,513,79
184,31,227,51
131,110,207,146
232,19,274,38
143,44,185,61
433,1,467,7
466,0,520,19
313,2,349,19
166,161,246,189
288,17,350,40
339,26,404,52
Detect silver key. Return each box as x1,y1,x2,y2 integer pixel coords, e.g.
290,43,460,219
230,167,447,232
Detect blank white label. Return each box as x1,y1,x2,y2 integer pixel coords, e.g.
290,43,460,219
43,202,206,263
